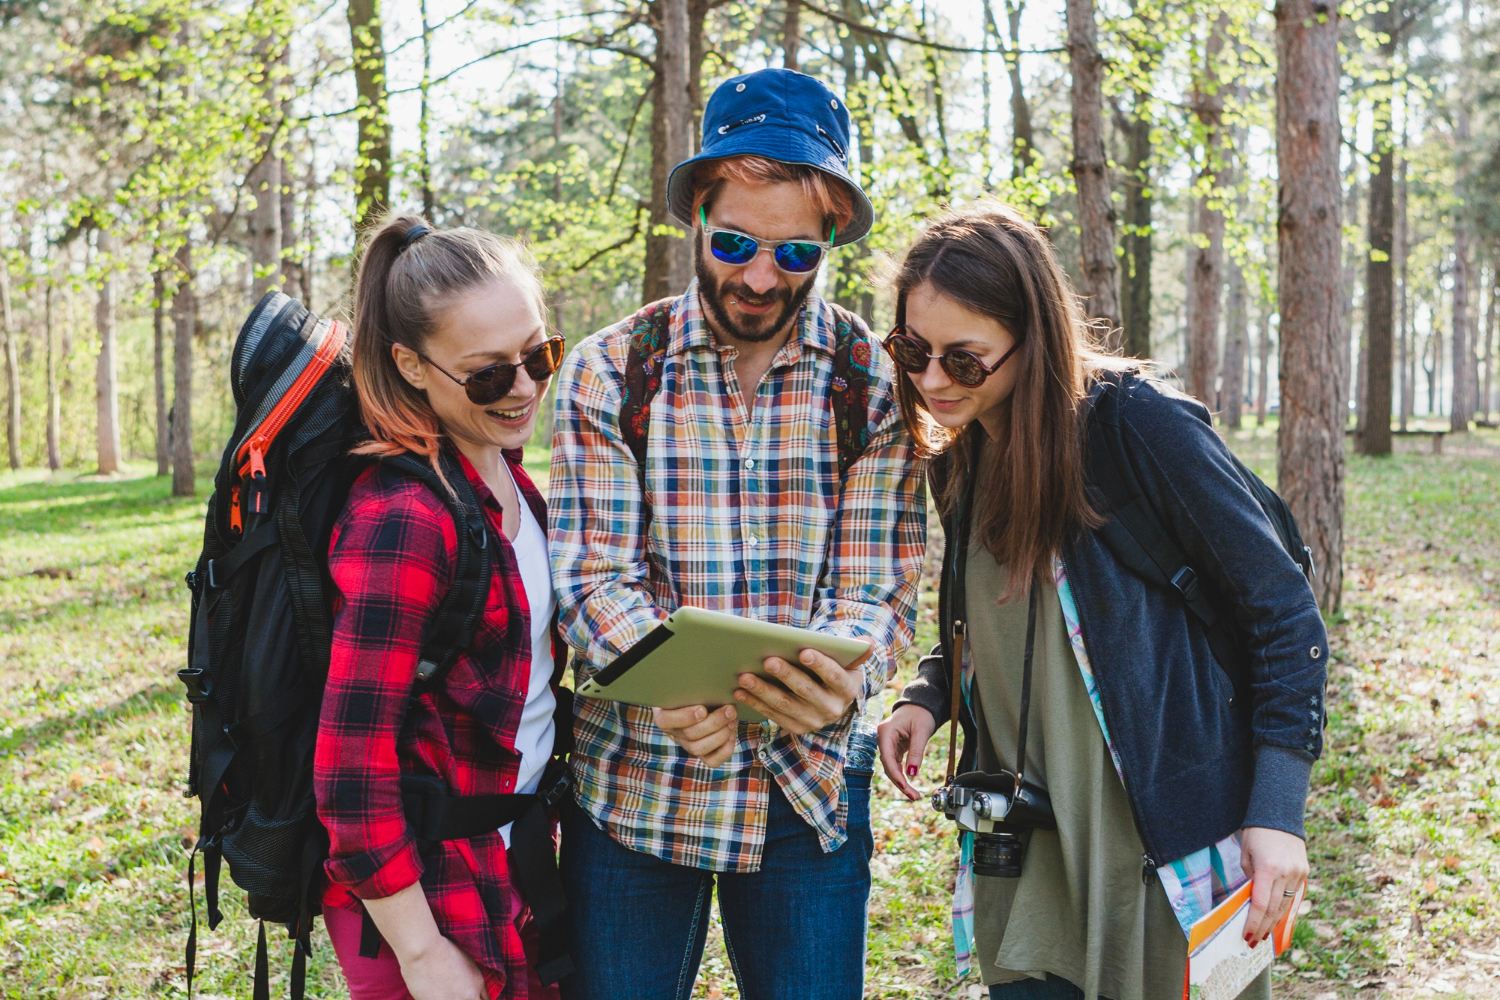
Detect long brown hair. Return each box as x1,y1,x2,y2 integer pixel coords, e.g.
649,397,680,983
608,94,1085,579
891,203,1126,599
349,214,546,468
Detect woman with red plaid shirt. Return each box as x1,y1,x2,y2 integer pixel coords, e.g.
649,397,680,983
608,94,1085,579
313,215,567,1000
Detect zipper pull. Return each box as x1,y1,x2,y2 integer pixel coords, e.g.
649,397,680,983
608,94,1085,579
1141,854,1158,885
247,443,267,480
228,485,244,535
244,445,269,518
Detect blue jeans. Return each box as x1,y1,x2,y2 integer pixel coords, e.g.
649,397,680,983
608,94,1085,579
989,976,1100,1000
559,770,874,1000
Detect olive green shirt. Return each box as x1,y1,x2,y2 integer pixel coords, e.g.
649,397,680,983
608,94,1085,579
965,536,1270,1000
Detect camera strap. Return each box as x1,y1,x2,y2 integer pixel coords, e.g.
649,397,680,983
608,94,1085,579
1012,584,1039,802
943,559,1041,808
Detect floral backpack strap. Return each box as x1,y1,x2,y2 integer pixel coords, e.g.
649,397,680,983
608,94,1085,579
827,304,873,480
618,298,676,495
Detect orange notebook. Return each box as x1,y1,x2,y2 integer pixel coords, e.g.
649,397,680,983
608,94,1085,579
1183,879,1304,1000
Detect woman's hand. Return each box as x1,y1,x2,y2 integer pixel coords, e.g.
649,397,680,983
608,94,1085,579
1239,826,1309,944
397,934,489,1000
877,703,938,801
360,883,489,1000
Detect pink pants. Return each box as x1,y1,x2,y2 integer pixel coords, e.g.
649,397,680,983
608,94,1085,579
323,902,558,1000
324,905,414,1000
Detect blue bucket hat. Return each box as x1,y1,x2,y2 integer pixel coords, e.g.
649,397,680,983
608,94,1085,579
666,68,873,247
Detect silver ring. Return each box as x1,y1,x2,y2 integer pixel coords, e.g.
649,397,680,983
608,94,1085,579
1282,889,1297,897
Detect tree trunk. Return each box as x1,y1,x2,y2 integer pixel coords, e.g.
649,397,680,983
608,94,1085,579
419,0,436,220
154,267,169,476
95,229,122,475
347,0,391,240
1424,307,1441,416
1,250,19,469
279,45,301,297
249,154,281,301
832,9,876,320
1396,125,1411,431
248,33,282,301
1221,261,1247,428
1120,97,1153,358
171,241,196,497
1481,259,1496,422
1186,16,1229,407
280,147,304,300
782,0,799,71
1004,0,1037,179
1357,5,1396,456
1066,0,1122,343
1275,0,1345,612
45,281,61,471
1255,305,1272,426
1451,0,1474,430
643,0,693,304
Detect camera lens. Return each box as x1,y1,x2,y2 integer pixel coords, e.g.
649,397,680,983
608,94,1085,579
972,831,1025,878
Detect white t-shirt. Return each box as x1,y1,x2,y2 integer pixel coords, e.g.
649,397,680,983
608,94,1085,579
500,464,558,846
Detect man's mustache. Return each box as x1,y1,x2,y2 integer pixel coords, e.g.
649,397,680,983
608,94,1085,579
724,285,788,308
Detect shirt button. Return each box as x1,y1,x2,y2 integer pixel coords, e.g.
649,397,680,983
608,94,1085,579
746,534,759,547
745,458,756,470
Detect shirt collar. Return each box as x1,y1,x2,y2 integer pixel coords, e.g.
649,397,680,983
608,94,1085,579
669,278,836,359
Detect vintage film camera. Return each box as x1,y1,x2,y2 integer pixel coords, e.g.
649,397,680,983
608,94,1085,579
932,770,1056,878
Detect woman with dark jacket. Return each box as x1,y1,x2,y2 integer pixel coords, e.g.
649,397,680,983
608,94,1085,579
314,216,568,1000
876,204,1326,1000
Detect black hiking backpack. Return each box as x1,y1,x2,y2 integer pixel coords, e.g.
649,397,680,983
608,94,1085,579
178,292,568,998
1083,371,1316,687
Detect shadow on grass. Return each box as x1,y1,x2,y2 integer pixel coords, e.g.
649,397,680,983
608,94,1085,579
0,683,181,757
0,574,179,635
0,473,209,542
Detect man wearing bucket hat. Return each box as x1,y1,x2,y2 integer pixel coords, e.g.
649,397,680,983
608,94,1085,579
549,68,925,998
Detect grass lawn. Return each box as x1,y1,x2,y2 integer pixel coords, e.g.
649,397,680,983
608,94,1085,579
1,427,1496,998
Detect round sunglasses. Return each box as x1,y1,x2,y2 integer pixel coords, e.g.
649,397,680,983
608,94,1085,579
417,335,566,406
882,327,1021,387
699,205,833,274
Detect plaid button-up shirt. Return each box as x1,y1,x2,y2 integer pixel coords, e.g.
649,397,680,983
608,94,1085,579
315,449,561,999
549,283,926,872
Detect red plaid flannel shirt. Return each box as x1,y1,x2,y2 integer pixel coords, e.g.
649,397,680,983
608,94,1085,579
314,448,563,999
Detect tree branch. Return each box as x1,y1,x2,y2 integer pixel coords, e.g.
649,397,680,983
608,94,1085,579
572,202,645,272
802,0,1064,55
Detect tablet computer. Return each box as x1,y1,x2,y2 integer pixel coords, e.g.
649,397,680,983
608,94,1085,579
575,606,873,723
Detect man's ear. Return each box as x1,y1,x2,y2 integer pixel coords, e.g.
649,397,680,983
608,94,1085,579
391,342,427,391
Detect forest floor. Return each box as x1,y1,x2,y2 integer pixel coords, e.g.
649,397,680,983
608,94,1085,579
0,427,1495,998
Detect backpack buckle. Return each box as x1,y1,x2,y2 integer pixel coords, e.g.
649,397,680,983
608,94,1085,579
1169,566,1200,603
538,760,572,809
178,667,212,703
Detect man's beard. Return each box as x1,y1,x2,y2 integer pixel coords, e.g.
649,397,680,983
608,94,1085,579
695,239,817,345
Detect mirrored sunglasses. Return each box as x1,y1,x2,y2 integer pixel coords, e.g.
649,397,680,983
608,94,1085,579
699,206,832,274
419,335,566,406
882,327,1019,388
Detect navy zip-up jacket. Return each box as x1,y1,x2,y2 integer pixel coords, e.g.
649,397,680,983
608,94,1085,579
898,373,1328,866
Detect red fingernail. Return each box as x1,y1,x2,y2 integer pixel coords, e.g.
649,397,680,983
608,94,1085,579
906,765,918,778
